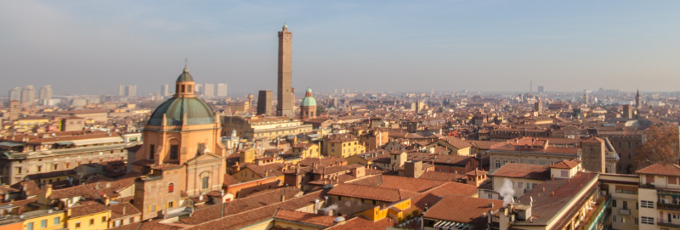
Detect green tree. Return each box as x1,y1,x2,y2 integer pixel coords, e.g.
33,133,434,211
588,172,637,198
633,124,680,170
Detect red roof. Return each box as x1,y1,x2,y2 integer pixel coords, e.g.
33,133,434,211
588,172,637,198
636,163,680,176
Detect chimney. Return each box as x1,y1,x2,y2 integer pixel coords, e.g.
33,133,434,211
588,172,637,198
281,189,286,202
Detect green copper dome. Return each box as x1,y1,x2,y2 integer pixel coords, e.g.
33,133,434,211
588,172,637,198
176,66,194,82
301,88,316,107
147,97,215,126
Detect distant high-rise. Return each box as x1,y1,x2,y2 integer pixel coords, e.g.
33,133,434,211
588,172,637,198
126,85,137,97
537,86,544,93
216,83,228,97
21,85,35,107
583,91,589,104
430,88,434,96
334,89,338,94
194,84,203,94
118,85,126,96
39,85,53,105
277,24,294,118
161,84,170,97
257,90,273,116
8,87,21,101
204,83,215,98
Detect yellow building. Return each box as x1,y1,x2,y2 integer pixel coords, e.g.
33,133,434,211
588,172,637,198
10,116,51,132
21,209,66,230
66,202,111,230
291,143,320,159
324,134,365,158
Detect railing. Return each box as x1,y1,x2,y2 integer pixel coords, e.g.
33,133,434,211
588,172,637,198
618,209,630,215
583,196,611,230
657,203,680,211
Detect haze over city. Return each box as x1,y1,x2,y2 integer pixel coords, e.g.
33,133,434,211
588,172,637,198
2,1,680,95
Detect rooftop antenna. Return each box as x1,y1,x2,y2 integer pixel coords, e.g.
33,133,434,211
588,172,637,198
184,58,188,67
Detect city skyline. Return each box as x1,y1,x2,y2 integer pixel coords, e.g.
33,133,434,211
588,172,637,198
2,1,680,96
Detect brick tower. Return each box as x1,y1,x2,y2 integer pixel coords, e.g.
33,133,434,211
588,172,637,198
277,24,294,118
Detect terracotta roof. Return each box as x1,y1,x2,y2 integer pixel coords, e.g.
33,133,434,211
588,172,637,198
492,163,551,181
110,202,140,219
328,184,417,203
273,209,336,227
180,187,303,225
550,159,580,169
325,216,393,230
184,190,324,230
377,175,445,193
515,173,598,227
636,163,680,176
69,201,109,218
418,171,467,182
424,195,502,226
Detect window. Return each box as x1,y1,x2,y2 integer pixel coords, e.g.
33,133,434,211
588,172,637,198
54,217,60,225
561,170,568,177
641,200,654,208
488,194,493,199
202,177,209,189
90,219,94,225
53,164,58,170
75,222,81,228
641,216,654,224
41,219,47,228
169,145,179,160
27,222,34,230
613,215,616,222
623,201,628,210
669,176,678,185
149,205,156,213
495,161,501,169
102,216,107,223
634,217,638,225
198,143,205,154
114,220,122,227
149,145,155,160
612,199,616,207
37,166,42,172
168,201,174,208
168,183,174,193
646,175,655,184
16,167,22,174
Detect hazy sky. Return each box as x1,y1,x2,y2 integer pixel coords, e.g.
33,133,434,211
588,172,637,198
1,1,680,96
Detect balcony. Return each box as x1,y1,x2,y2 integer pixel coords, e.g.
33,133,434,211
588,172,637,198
581,196,611,230
658,221,680,228
657,202,680,211
618,209,631,215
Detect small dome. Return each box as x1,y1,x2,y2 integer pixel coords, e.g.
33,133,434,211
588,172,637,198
176,66,194,82
147,97,215,126
301,88,316,107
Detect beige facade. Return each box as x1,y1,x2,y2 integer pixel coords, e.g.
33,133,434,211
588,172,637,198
222,116,313,141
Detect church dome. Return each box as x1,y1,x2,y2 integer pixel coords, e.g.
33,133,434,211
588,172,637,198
147,97,215,126
176,66,194,82
301,88,316,106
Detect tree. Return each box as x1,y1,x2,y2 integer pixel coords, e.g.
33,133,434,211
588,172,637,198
633,124,679,171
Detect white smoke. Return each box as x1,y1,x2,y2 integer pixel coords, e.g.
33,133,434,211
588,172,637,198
498,178,516,206
320,204,338,213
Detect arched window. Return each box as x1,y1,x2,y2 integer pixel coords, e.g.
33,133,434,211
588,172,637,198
168,183,174,193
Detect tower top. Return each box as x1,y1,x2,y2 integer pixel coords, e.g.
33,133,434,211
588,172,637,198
282,23,288,31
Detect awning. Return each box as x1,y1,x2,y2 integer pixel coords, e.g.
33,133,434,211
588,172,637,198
0,142,24,147
71,137,124,146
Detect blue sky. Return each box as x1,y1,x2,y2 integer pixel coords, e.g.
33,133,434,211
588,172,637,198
1,1,679,96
